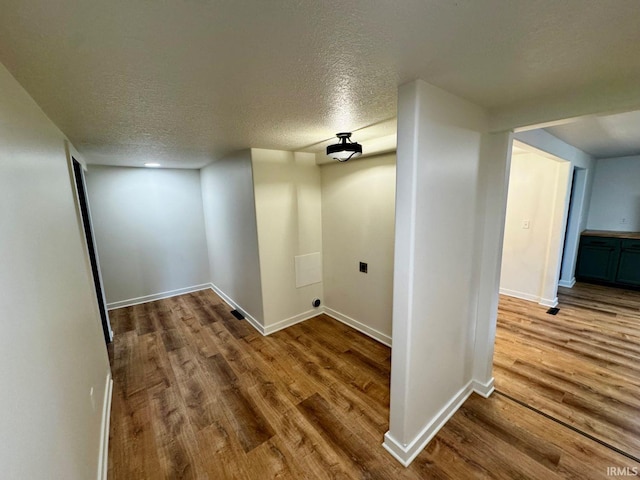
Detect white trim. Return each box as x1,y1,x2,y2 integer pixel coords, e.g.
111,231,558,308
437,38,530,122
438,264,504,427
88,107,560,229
323,307,392,347
263,309,323,335
208,282,264,335
558,277,576,288
498,287,539,303
382,432,413,467
207,284,391,346
107,283,211,310
243,314,264,335
382,378,495,467
97,373,113,480
208,282,237,310
539,297,559,308
382,380,474,467
66,148,113,341
471,377,495,398
499,288,559,308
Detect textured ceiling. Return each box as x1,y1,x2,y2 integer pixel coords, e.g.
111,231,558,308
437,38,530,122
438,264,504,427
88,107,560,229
545,110,640,158
1,0,640,167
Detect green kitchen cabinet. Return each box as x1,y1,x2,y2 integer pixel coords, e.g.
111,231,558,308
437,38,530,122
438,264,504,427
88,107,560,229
616,239,640,287
576,236,621,283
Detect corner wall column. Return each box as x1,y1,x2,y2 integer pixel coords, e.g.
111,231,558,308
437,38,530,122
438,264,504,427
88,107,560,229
385,79,508,466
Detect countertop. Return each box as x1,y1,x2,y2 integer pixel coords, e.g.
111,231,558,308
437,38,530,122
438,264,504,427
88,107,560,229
582,230,640,240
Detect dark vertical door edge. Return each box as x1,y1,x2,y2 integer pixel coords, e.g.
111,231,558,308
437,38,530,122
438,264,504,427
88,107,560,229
72,159,111,344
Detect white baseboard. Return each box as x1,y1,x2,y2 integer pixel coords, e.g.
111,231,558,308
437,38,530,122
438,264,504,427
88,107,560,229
263,308,323,335
206,285,391,347
323,307,392,347
106,283,212,310
471,377,495,398
558,278,576,288
97,373,113,480
209,282,316,336
208,282,264,335
382,377,495,467
382,432,414,467
499,288,558,308
383,380,474,467
499,287,539,303
539,297,559,308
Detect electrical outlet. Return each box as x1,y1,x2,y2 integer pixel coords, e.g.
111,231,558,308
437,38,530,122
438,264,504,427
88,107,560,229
359,262,368,274
522,220,530,229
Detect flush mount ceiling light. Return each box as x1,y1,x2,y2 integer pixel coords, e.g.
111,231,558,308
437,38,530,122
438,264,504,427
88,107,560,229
326,132,362,162
144,162,161,168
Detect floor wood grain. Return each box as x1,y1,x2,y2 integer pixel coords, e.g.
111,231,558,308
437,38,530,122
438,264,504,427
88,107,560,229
495,282,640,461
109,289,639,479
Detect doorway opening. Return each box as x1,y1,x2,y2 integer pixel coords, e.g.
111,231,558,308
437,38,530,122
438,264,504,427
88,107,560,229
72,158,112,344
492,120,640,462
498,140,571,308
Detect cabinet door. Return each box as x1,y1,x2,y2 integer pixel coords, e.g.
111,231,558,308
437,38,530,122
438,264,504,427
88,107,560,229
576,237,620,283
616,239,640,286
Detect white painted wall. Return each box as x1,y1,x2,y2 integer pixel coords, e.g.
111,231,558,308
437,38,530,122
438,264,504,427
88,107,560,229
514,129,596,287
587,155,640,232
85,166,210,307
200,150,264,324
251,149,323,330
469,131,513,386
385,79,493,466
0,63,111,478
320,153,396,345
500,152,570,305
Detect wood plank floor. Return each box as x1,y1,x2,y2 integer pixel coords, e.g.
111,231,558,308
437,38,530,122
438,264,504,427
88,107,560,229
495,282,640,461
109,289,639,479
